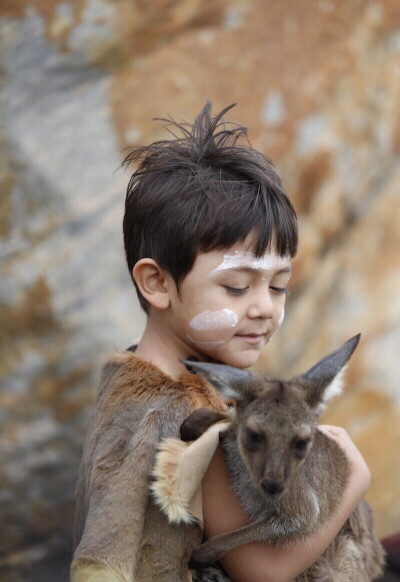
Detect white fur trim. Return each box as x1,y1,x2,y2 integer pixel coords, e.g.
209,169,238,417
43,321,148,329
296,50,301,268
151,421,230,525
323,365,347,402
151,438,196,524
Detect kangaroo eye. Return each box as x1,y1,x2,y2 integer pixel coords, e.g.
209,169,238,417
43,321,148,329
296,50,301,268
246,428,263,443
294,439,310,451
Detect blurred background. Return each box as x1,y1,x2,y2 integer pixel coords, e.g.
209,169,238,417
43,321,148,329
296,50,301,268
1,1,399,580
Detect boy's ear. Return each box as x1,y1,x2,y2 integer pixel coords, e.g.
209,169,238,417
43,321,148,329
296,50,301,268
132,259,171,310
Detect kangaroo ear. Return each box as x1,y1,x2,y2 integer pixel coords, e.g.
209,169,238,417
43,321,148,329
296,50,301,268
179,359,251,401
300,334,361,410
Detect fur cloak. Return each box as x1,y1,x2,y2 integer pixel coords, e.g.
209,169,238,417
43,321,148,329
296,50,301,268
71,350,228,582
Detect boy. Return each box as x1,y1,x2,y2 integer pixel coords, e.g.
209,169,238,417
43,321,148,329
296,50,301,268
71,102,370,582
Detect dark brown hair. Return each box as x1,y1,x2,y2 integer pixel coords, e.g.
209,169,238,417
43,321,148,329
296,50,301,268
121,101,298,313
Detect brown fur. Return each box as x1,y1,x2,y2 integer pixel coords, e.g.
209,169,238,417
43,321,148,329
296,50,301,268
71,351,228,582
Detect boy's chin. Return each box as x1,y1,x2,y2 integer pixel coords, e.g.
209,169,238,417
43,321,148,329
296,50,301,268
208,347,262,370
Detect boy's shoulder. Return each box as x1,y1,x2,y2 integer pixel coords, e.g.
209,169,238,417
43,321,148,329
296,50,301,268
96,346,228,415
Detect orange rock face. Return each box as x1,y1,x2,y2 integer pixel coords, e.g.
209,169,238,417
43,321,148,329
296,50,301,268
1,0,399,578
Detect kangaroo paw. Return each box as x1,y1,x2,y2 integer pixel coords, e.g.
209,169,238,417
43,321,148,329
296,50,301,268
189,543,222,570
180,409,228,442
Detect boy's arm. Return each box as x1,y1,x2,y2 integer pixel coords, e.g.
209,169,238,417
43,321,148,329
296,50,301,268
202,426,371,582
71,406,166,582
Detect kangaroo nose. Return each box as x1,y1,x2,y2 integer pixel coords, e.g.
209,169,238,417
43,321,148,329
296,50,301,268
261,479,284,496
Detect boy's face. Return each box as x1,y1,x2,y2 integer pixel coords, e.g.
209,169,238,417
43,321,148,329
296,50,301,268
167,231,292,369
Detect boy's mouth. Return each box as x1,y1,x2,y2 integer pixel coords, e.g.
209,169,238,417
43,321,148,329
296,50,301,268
235,332,266,344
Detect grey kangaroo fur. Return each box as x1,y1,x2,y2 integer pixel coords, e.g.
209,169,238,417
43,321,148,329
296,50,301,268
180,334,385,582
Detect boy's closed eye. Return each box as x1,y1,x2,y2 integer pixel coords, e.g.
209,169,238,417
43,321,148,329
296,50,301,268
271,286,291,296
224,286,249,296
223,286,290,296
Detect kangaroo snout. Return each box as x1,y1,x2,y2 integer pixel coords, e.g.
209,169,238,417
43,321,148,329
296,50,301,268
260,478,285,497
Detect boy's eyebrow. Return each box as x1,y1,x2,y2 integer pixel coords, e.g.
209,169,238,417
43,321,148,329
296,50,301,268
219,265,292,275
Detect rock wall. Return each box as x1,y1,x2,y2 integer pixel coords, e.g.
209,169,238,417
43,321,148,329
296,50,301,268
1,1,399,579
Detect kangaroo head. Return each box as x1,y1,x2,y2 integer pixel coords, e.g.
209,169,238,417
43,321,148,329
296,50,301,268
181,334,360,502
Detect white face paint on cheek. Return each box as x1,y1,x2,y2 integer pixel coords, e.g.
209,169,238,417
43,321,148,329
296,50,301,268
186,308,238,351
189,309,238,330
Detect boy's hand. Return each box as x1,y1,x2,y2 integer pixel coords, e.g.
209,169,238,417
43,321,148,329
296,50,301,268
318,424,371,497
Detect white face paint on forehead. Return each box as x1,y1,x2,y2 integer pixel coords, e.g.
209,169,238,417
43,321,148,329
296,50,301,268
189,309,238,331
209,250,291,277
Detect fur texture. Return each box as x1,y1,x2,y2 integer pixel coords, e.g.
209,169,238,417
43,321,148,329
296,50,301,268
71,560,127,582
151,437,196,525
151,420,231,525
71,350,228,582
192,566,232,582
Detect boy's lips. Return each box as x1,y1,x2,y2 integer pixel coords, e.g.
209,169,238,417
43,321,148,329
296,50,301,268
235,332,267,344
236,331,267,336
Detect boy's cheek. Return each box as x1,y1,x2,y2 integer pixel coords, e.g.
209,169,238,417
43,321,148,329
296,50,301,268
186,331,230,351
278,305,285,327
268,306,285,342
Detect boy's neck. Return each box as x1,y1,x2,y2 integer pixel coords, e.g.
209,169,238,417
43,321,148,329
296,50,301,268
133,315,206,380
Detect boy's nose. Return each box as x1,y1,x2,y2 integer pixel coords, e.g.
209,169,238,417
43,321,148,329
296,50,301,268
247,291,274,320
